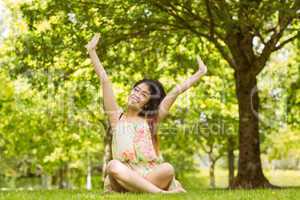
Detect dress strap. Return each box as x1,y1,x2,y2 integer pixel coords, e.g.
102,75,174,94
119,112,123,120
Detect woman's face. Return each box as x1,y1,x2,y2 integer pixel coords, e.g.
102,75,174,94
128,82,151,110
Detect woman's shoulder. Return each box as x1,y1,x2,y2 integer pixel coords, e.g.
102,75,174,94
110,107,124,131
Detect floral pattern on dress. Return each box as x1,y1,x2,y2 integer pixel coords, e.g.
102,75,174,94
121,149,136,162
104,118,182,193
133,125,158,162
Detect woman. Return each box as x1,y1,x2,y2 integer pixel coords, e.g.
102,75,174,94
85,34,207,194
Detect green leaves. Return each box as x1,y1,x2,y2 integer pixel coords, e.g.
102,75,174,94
0,72,14,105
1,0,299,188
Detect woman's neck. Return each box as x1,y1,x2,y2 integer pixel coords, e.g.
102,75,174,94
124,106,140,118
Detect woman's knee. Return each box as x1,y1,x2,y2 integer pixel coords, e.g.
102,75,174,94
160,162,175,178
106,160,126,177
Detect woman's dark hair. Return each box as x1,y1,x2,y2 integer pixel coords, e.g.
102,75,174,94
132,78,166,155
133,78,166,117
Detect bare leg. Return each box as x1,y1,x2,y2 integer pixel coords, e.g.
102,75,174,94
107,174,128,193
144,162,187,193
106,160,165,193
144,162,175,190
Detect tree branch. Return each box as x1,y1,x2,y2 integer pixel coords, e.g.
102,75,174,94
151,1,211,38
255,31,267,46
214,0,233,25
254,2,298,75
211,38,237,70
273,33,300,51
205,0,215,39
174,1,210,27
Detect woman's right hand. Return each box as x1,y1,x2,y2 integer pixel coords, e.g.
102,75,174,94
196,55,207,76
85,33,100,52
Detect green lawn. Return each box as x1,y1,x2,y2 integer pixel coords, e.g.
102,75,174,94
1,169,300,200
1,188,300,200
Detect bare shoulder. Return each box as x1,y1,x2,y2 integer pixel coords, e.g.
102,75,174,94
110,107,124,130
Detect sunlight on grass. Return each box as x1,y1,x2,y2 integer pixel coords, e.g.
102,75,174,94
1,189,300,200
1,169,300,200
266,170,300,187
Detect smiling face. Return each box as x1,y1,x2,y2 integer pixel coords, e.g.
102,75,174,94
128,82,151,110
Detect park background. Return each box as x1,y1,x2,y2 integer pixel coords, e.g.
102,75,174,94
0,0,300,199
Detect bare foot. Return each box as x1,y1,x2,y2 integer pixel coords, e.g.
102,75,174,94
162,187,187,194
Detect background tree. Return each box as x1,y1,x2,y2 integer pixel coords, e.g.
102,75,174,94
2,0,299,189
81,0,299,188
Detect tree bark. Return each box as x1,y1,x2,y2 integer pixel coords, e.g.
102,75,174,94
102,126,112,182
58,167,64,189
231,71,273,188
208,153,216,188
41,173,51,189
58,164,69,189
86,160,92,190
227,136,235,187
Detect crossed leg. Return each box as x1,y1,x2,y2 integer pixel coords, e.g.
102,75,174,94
106,159,186,193
144,162,175,190
144,162,186,192
105,159,165,193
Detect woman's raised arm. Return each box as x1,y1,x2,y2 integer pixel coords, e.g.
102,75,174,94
157,55,207,122
85,34,121,127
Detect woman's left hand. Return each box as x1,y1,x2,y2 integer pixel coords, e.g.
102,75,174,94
196,55,207,76
85,33,100,52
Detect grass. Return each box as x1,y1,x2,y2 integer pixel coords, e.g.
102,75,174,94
1,169,300,200
1,188,300,200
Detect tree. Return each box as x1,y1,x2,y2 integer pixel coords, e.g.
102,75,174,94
186,70,238,188
90,0,299,188
14,0,300,188
287,42,300,130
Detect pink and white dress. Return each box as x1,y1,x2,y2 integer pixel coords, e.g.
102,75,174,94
103,112,182,193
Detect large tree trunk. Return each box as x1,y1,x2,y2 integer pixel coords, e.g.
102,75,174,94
231,71,273,188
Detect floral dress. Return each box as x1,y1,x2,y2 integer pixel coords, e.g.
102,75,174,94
103,112,181,193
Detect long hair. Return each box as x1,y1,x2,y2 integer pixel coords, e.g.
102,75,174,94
133,79,166,156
